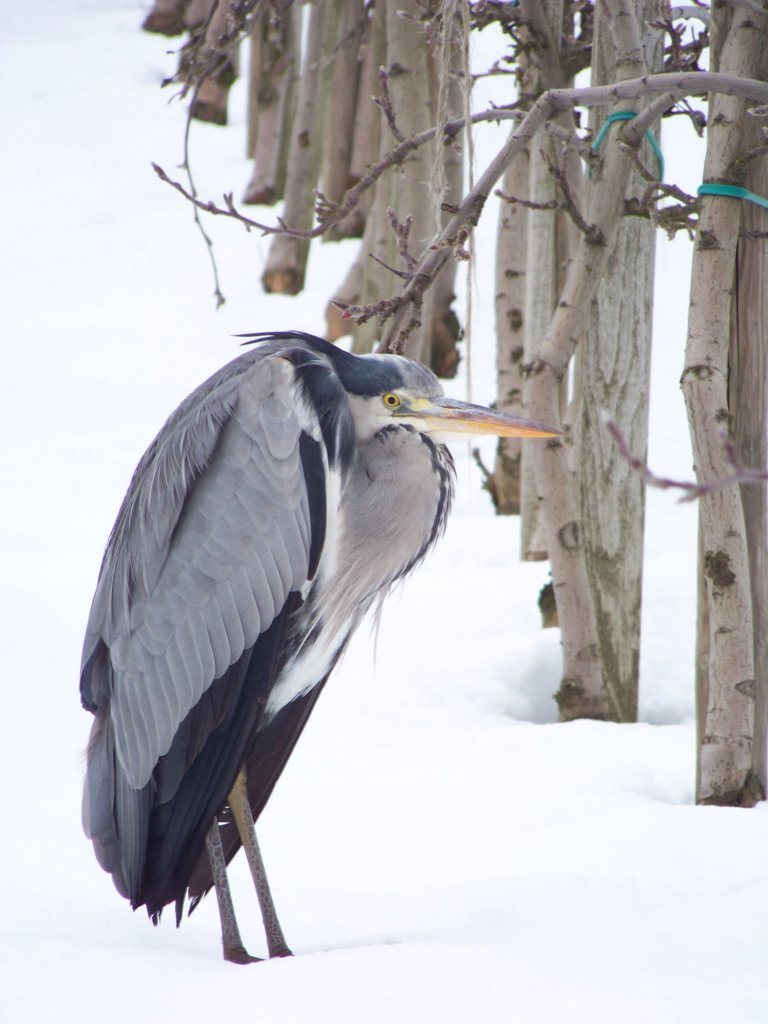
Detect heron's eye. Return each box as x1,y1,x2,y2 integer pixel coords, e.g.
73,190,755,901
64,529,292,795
382,393,401,409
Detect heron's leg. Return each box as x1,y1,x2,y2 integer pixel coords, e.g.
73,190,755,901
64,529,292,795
205,821,261,965
228,769,293,958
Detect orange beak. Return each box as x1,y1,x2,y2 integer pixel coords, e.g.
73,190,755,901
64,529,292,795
412,397,560,438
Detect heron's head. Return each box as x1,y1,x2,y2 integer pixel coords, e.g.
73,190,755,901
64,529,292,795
344,353,559,442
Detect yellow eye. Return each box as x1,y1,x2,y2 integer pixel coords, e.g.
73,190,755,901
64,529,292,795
382,393,401,409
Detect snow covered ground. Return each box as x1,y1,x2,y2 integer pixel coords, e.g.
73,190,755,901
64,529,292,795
1,3,766,1022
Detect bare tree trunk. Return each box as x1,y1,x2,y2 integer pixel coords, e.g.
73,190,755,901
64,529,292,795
521,140,560,560
243,7,298,205
143,0,187,36
245,14,263,160
262,1,329,295
427,3,466,379
527,0,654,721
694,523,710,800
682,4,766,805
490,3,579,516
511,0,574,558
190,0,240,126
380,0,437,364
320,0,365,215
734,137,768,800
490,153,530,514
330,19,377,241
326,246,364,340
350,0,391,354
578,0,662,723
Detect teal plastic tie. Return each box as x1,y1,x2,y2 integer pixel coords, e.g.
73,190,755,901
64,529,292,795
697,183,768,211
590,110,665,181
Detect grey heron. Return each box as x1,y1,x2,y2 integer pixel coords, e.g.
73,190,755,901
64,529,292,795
80,331,556,963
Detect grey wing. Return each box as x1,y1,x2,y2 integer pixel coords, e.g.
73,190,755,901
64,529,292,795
81,354,316,881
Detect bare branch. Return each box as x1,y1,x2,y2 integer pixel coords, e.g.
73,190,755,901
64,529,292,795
619,90,678,144
154,107,524,241
495,189,559,212
729,141,768,177
386,208,419,274
377,70,768,351
540,145,604,242
617,140,660,183
668,5,711,25
541,120,597,162
373,66,407,143
179,78,226,307
605,418,768,502
158,64,768,329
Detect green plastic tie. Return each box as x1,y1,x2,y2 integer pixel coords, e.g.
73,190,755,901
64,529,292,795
590,110,665,181
697,183,768,211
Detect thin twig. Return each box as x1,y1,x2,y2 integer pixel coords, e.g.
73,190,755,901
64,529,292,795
541,145,603,242
541,120,597,162
181,80,226,307
153,107,524,241
605,418,768,502
387,208,418,274
374,66,407,143
617,141,661,183
495,189,559,212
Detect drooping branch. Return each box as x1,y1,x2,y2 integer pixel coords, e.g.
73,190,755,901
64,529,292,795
152,107,524,240
605,419,768,501
155,65,768,330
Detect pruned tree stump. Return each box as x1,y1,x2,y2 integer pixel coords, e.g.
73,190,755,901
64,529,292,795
142,0,187,36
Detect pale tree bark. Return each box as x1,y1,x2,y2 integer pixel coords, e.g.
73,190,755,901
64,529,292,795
577,0,662,723
142,0,187,36
379,0,437,365
189,0,240,126
351,1,392,354
518,0,568,559
320,0,365,215
329,19,378,241
243,7,298,205
521,144,560,560
733,114,768,800
491,151,530,514
427,1,466,379
262,1,330,295
326,5,383,338
245,15,263,161
352,0,463,364
527,0,660,721
683,4,767,805
489,2,579,516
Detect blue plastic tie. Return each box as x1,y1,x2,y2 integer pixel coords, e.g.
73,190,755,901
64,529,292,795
697,183,768,211
590,110,665,181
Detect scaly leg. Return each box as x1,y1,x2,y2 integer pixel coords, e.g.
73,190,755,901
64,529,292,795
228,768,293,958
205,821,261,965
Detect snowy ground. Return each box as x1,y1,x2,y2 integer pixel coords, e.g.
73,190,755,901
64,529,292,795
2,3,767,1022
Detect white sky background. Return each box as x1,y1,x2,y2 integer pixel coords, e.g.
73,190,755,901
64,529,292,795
1,3,767,1022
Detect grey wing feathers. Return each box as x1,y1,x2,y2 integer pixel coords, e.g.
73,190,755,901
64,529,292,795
81,353,315,800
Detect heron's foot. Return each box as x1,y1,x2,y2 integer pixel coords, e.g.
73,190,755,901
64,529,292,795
223,944,263,965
